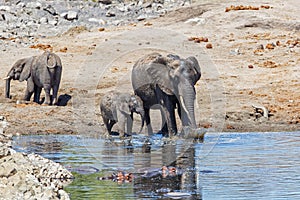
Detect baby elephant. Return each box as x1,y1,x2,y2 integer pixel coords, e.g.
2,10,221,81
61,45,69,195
100,92,145,137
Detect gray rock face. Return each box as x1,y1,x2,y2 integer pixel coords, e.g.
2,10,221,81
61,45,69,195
0,0,188,44
0,116,73,199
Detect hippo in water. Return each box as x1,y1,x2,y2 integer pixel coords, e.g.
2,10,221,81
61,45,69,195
97,166,183,183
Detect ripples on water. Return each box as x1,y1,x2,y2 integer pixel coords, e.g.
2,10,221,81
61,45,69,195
13,131,300,200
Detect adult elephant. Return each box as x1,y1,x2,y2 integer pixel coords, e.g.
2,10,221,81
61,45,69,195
131,53,201,137
4,51,62,105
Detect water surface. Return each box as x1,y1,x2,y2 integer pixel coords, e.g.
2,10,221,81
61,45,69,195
13,131,300,199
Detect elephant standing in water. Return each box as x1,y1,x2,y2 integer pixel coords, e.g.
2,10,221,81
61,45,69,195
100,92,145,137
131,53,201,137
4,51,62,105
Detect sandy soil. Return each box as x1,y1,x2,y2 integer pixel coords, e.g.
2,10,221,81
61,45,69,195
0,0,299,136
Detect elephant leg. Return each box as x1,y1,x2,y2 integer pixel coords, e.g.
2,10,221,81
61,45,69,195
117,111,126,138
103,117,110,134
107,120,116,134
156,88,177,137
34,86,42,104
126,113,134,135
165,99,177,136
24,77,34,101
144,107,153,135
43,85,51,105
160,107,168,136
52,85,59,105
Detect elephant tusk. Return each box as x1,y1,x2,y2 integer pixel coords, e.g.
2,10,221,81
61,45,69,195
3,76,10,80
180,95,192,125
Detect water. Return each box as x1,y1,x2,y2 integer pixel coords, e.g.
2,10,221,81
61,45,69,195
12,131,300,200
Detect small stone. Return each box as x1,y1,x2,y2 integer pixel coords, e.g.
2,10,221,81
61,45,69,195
266,43,275,49
98,27,105,31
26,2,42,9
59,47,67,53
106,11,115,17
206,43,212,49
60,12,68,19
49,20,58,26
257,44,264,50
144,21,152,26
230,48,240,55
137,14,147,21
88,18,106,25
0,13,6,21
0,6,11,11
39,17,48,24
98,0,112,5
67,11,78,20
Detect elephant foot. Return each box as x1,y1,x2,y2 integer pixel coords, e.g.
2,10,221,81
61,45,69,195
42,101,51,106
52,98,58,105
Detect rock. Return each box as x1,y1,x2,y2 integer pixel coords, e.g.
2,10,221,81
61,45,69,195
106,11,116,17
0,13,5,21
185,17,206,25
230,48,241,55
0,6,11,12
67,11,78,20
142,2,152,8
60,12,68,19
0,115,72,199
26,2,42,9
58,189,70,200
43,5,57,16
98,0,112,5
137,14,147,21
39,17,48,24
88,18,106,25
49,19,58,26
206,43,213,49
257,44,264,50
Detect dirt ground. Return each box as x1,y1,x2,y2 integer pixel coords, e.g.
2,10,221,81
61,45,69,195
0,0,299,136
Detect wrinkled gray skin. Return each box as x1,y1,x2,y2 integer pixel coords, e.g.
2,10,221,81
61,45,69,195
131,53,201,137
5,51,62,105
100,92,145,137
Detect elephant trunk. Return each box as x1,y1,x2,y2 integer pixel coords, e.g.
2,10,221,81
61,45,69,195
180,83,197,129
4,77,11,98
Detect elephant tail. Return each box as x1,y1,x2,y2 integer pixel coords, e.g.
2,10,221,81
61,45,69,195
45,51,57,69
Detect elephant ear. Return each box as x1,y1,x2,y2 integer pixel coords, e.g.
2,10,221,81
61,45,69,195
119,102,131,115
186,56,201,84
19,57,34,81
146,62,175,95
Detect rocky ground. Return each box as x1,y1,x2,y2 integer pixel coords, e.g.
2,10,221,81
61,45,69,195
0,0,299,198
0,116,73,200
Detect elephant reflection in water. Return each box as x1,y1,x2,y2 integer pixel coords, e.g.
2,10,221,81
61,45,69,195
133,145,201,199
132,53,201,137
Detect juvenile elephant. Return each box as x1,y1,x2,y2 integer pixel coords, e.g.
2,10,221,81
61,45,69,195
100,92,145,137
4,51,62,105
131,53,201,137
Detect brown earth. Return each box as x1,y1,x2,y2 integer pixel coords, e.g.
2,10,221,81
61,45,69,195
0,0,299,136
